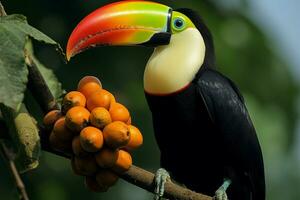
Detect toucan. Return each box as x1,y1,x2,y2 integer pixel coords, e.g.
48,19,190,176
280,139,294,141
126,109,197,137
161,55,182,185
66,1,265,200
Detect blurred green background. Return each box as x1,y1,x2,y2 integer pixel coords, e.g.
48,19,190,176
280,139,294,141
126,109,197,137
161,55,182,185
1,0,300,199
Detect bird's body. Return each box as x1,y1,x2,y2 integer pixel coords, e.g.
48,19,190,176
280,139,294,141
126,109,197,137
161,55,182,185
146,69,265,200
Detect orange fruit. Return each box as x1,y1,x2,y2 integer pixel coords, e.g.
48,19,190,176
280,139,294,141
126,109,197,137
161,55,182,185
53,117,74,141
112,150,132,173
80,126,104,152
85,176,108,192
72,136,89,157
103,121,130,149
49,131,72,153
74,155,98,176
109,103,130,123
79,82,102,99
87,89,114,111
62,91,86,113
43,110,62,128
90,107,112,129
77,76,102,91
109,92,116,106
95,148,119,168
65,106,90,132
96,169,119,187
123,125,143,151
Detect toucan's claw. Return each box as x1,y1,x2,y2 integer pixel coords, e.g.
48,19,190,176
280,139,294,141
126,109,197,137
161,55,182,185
154,168,170,200
213,179,231,200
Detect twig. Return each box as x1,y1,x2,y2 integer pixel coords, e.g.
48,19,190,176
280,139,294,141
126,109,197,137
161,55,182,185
25,54,59,113
0,142,29,200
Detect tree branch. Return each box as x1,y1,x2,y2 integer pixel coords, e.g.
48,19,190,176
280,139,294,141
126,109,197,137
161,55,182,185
38,125,212,200
0,142,29,200
26,56,212,200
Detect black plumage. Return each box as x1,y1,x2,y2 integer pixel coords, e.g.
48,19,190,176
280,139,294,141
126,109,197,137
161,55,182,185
145,9,265,200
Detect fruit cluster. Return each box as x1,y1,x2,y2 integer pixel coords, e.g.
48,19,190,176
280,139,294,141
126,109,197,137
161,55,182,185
43,76,143,192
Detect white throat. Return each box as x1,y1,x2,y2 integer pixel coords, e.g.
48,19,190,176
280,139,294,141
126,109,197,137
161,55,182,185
144,28,205,95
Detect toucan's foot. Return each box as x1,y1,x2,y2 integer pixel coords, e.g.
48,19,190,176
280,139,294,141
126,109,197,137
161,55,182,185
213,179,231,200
154,168,170,200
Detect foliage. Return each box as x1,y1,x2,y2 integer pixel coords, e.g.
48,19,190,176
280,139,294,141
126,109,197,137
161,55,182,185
0,14,63,110
0,14,63,173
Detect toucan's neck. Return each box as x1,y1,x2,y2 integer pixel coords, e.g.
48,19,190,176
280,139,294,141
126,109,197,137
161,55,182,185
144,28,206,95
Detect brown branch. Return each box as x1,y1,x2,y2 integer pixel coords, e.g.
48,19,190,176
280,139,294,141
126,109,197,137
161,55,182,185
0,56,213,199
0,142,29,200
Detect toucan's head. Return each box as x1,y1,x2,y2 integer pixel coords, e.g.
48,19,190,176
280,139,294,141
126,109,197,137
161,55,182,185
67,1,215,95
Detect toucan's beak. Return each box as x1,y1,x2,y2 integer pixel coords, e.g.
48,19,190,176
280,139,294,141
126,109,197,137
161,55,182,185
66,1,172,60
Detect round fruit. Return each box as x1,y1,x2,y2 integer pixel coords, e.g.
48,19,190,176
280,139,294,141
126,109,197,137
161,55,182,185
74,155,98,176
62,91,86,113
109,103,130,123
95,148,119,168
103,121,130,149
77,76,102,91
86,89,114,111
72,136,89,157
65,106,90,132
96,169,119,187
109,92,116,107
53,117,74,141
80,126,104,152
78,81,102,100
123,125,143,151
85,176,108,192
90,107,112,129
112,150,132,173
43,110,62,128
49,131,72,153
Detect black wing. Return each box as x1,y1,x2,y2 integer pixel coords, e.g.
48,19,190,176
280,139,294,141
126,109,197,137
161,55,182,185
197,69,265,200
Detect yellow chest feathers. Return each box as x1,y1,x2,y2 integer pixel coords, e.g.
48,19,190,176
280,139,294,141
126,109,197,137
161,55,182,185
144,28,206,95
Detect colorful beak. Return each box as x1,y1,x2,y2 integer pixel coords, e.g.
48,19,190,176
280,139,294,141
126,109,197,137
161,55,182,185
66,1,172,60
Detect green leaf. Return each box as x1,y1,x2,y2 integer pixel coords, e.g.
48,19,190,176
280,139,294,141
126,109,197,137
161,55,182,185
2,14,64,56
0,14,64,110
0,15,28,111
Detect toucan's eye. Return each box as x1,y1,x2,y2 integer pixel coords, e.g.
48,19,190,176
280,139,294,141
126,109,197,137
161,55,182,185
173,17,186,31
